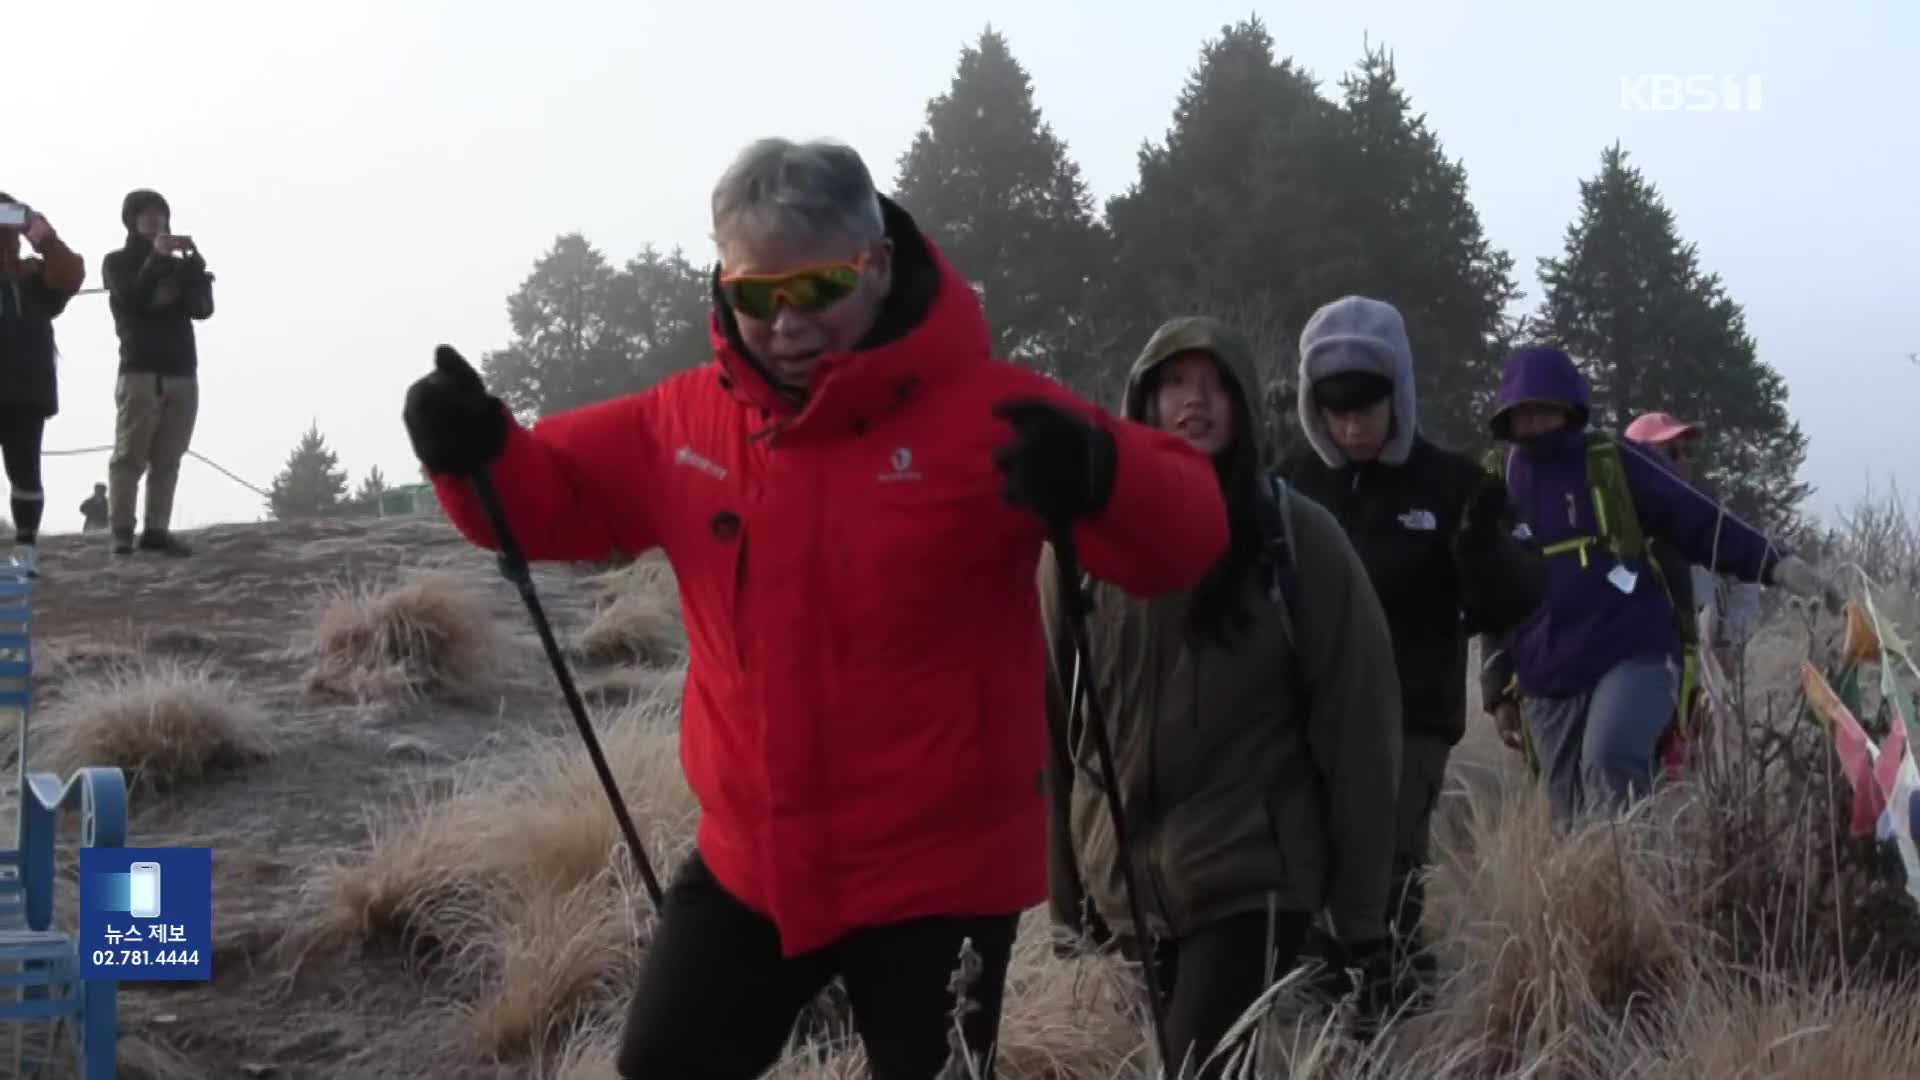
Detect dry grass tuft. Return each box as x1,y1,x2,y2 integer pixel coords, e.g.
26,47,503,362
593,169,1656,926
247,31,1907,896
1422,786,1702,1074
301,572,513,703
1637,970,1920,1079
35,659,274,789
578,553,686,668
281,686,693,1057
459,869,644,1055
578,589,685,669
582,554,679,608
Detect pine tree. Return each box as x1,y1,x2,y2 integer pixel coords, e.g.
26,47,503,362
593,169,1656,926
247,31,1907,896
481,236,709,419
351,466,390,515
1537,143,1808,529
893,28,1105,386
267,422,350,520
1099,18,1358,402
1333,43,1521,451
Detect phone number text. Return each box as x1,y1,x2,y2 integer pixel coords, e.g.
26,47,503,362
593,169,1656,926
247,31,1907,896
89,950,201,966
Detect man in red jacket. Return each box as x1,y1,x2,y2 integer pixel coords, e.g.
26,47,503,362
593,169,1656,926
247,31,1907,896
402,137,1229,1080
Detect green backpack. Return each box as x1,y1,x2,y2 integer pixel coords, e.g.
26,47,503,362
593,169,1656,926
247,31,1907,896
1484,433,1701,738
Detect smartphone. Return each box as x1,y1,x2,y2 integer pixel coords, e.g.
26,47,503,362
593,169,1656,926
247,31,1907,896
0,203,27,228
128,861,162,919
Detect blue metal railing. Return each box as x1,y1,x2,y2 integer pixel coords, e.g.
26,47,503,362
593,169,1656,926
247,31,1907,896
0,565,128,1077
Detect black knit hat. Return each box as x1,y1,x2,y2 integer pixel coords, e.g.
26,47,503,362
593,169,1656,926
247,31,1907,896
121,189,170,230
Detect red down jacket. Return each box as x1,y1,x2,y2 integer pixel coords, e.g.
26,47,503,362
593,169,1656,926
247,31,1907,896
431,199,1228,956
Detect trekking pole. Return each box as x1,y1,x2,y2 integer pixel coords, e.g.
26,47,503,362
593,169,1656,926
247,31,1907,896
468,470,667,910
1048,525,1172,1072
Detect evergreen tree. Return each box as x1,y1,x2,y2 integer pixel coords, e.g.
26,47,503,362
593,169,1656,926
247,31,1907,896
605,246,714,389
482,236,710,419
350,466,390,515
1537,143,1808,529
268,422,350,520
893,28,1106,386
1333,43,1521,450
1099,18,1358,403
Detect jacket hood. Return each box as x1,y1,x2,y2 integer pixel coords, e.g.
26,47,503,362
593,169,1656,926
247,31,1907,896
121,189,170,233
1123,315,1263,468
1122,315,1258,420
1490,345,1591,439
1295,295,1417,467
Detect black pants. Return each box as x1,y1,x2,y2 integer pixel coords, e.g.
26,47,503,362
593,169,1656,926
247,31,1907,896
1390,735,1452,984
1148,907,1312,1080
616,853,1020,1080
0,406,47,544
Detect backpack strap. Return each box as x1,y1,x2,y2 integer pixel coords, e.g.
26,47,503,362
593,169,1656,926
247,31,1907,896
1583,435,1703,736
1261,470,1300,617
1259,470,1308,721
1583,432,1646,563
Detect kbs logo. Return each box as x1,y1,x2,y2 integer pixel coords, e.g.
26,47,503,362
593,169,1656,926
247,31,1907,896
1619,74,1763,113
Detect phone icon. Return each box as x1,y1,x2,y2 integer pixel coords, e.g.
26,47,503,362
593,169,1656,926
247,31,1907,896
128,862,162,920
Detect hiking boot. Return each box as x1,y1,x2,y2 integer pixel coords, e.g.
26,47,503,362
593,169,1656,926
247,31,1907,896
111,531,135,556
7,544,38,579
137,530,194,558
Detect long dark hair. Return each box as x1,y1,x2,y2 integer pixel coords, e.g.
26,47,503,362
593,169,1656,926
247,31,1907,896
1144,369,1269,650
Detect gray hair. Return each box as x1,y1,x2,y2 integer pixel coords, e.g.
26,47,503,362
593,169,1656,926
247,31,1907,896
710,137,886,258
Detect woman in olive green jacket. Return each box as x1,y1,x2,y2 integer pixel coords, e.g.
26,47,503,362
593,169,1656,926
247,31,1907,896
1041,316,1403,1078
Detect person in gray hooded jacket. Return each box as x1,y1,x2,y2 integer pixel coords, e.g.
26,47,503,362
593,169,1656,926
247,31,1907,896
1280,295,1545,994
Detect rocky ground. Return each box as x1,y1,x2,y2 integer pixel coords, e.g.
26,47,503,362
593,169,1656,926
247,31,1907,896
5,516,695,1078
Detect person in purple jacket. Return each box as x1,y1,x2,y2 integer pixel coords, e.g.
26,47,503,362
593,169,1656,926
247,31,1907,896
1477,346,1836,827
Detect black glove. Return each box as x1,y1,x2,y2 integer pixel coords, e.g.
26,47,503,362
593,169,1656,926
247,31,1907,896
1343,937,1394,995
991,399,1117,528
403,345,510,477
1300,928,1394,1002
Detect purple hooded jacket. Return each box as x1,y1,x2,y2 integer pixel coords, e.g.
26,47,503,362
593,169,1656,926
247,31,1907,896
1489,347,1786,698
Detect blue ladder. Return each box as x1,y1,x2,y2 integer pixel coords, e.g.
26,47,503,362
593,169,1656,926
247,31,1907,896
0,566,128,1078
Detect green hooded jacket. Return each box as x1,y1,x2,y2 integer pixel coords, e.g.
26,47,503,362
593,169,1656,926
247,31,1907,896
1040,315,1403,946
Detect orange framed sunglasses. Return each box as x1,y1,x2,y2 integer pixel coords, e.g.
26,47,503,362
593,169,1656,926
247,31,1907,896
719,252,868,320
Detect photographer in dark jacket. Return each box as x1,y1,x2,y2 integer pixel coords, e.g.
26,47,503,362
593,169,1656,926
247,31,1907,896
101,188,213,557
0,192,86,578
1281,296,1545,997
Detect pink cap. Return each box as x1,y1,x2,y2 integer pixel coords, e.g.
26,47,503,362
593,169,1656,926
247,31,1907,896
1625,411,1704,445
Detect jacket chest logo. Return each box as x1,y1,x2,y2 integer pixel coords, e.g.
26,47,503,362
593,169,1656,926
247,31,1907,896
674,445,729,482
879,446,921,483
1397,508,1437,531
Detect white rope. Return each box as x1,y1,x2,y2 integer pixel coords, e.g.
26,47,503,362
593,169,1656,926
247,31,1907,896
39,445,271,499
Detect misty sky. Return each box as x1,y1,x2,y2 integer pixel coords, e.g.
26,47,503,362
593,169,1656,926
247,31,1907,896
13,0,1916,536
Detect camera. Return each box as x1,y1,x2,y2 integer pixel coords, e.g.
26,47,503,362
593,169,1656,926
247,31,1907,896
0,203,27,228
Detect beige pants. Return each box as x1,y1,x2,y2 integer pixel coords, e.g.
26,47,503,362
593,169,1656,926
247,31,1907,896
109,373,199,537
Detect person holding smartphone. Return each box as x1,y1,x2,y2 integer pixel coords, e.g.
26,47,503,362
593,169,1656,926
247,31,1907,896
0,192,86,577
101,188,214,558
